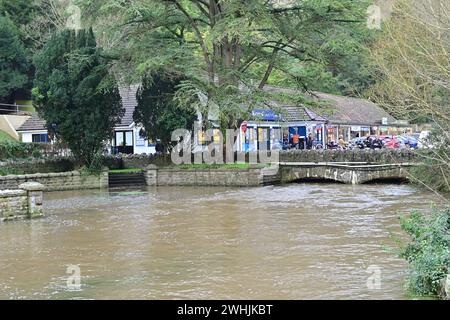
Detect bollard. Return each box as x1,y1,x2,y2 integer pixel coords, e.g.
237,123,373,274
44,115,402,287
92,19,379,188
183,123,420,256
146,164,159,186
19,182,45,219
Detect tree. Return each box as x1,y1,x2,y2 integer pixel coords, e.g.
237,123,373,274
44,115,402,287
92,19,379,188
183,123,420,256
79,0,373,127
0,0,68,55
134,71,197,151
33,28,124,167
0,0,70,101
367,0,450,195
0,14,29,103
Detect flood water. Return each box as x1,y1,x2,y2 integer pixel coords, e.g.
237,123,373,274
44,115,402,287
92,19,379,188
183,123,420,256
0,183,440,300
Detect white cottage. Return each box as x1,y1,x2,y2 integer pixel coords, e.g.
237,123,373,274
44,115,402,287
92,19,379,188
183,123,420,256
17,85,156,155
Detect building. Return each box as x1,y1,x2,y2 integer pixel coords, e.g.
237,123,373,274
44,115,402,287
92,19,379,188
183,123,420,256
17,86,156,155
237,86,410,150
110,86,155,154
238,105,327,151
313,92,413,142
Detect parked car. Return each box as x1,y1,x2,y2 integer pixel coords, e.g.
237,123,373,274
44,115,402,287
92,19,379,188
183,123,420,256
348,137,366,149
383,137,404,149
397,135,418,149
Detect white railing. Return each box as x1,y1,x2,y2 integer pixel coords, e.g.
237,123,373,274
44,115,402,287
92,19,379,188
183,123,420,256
0,103,32,115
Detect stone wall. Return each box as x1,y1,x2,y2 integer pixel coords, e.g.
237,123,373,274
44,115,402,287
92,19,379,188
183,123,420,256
102,154,172,170
0,150,422,175
279,149,420,163
0,170,108,191
103,149,422,171
145,165,273,187
0,157,75,175
0,182,44,222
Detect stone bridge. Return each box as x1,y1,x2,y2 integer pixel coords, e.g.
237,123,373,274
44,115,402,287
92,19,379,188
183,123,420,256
277,162,415,185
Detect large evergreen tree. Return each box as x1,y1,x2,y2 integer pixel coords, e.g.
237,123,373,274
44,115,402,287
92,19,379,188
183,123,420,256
33,28,124,167
134,71,197,151
79,0,374,127
0,14,28,103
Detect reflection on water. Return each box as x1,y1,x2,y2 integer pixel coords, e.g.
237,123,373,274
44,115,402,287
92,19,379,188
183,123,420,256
0,183,440,299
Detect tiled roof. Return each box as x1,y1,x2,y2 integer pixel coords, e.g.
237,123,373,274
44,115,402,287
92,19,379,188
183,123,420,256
278,105,326,122
117,85,139,127
17,113,46,131
313,92,397,125
262,85,398,125
18,85,140,131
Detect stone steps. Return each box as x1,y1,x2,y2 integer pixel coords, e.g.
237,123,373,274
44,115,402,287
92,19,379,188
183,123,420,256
108,172,146,188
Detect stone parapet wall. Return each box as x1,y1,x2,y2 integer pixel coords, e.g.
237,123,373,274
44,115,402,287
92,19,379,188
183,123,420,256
279,149,420,163
146,165,273,187
0,170,108,191
0,182,44,222
0,157,75,174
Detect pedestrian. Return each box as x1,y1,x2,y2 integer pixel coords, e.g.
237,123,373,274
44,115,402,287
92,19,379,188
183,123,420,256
155,139,163,155
338,135,348,149
292,131,300,149
307,133,313,150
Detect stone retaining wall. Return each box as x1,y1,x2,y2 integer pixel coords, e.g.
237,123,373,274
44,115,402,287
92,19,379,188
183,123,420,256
104,149,422,170
0,157,75,175
0,182,44,221
279,149,420,163
145,165,276,187
0,170,108,191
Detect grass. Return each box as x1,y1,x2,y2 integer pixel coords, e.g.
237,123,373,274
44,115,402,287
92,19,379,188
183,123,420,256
109,168,144,174
176,163,253,169
0,130,16,143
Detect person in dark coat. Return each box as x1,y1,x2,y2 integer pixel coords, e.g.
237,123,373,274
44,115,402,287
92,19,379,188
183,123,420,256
306,133,313,150
155,139,163,155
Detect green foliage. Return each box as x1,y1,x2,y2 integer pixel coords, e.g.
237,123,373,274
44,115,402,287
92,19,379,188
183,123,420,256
0,140,42,160
81,151,104,174
176,163,252,170
0,166,24,176
134,71,197,149
110,168,143,174
0,130,15,142
399,208,450,298
79,0,375,125
33,28,124,167
0,14,29,102
0,0,64,55
408,129,450,194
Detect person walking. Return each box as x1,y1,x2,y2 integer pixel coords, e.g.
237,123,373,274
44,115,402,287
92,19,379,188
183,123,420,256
306,133,313,150
338,135,348,149
292,131,300,149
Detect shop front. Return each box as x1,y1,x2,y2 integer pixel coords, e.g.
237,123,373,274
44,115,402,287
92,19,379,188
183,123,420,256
287,122,325,149
241,123,282,151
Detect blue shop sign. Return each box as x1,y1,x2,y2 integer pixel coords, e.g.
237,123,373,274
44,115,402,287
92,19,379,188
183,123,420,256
251,109,281,121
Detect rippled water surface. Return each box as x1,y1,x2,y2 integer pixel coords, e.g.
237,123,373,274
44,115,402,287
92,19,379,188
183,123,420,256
0,183,440,299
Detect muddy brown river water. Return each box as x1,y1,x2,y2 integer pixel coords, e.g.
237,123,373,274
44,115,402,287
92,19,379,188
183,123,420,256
0,183,440,299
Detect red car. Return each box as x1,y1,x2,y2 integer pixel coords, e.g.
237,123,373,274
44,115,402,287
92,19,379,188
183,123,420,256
383,136,403,149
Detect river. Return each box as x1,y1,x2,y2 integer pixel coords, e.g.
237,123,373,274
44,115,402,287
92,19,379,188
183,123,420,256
0,183,440,299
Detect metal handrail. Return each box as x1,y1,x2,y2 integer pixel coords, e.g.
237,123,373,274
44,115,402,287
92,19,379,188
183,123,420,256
0,103,33,115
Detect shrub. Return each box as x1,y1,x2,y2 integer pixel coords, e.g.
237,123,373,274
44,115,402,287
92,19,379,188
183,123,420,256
0,141,44,160
0,167,24,176
399,208,449,298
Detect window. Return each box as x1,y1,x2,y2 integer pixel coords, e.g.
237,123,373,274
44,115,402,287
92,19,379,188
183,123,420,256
115,131,124,146
32,134,49,143
125,131,133,146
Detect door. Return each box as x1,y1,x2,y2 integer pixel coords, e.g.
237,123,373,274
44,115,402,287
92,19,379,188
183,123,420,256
257,127,270,150
114,131,134,154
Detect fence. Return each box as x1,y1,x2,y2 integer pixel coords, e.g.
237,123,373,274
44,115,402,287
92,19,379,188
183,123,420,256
0,103,32,115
